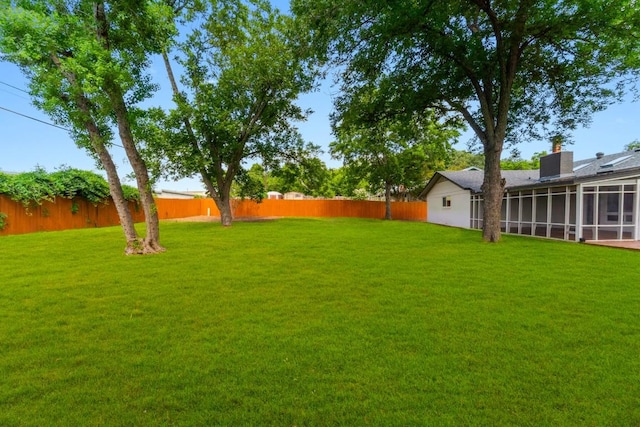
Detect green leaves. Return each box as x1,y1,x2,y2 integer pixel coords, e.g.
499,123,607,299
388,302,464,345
0,168,61,207
49,168,111,204
331,83,461,198
294,0,640,145
0,167,138,207
145,0,318,222
295,0,640,238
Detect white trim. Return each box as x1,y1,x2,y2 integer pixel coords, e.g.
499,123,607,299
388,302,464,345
576,184,583,240
565,188,572,240
636,179,640,241
466,173,640,242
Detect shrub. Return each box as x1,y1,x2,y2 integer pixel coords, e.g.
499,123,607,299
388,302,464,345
49,168,111,205
0,167,140,206
121,185,140,202
0,167,61,207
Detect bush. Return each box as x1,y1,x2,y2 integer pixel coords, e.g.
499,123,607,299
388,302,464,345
0,167,61,207
121,185,140,203
49,168,111,204
0,167,140,206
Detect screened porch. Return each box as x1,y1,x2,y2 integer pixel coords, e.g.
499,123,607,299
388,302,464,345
469,179,639,241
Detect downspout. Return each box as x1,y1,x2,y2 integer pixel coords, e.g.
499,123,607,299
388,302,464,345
564,186,571,240
576,183,583,241
505,192,510,233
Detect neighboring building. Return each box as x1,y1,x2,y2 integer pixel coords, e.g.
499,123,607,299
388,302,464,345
267,191,283,200
155,189,206,199
284,191,305,200
421,149,640,242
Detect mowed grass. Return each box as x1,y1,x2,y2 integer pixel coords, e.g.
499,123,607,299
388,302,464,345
1,218,640,426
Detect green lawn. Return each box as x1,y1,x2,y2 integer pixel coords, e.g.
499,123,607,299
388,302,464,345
1,218,639,426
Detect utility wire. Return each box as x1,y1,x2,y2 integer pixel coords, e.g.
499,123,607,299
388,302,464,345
0,80,131,151
0,87,30,100
0,105,70,131
0,80,29,93
0,105,125,149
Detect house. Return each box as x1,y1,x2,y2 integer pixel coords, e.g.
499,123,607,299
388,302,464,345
422,149,640,242
267,191,283,200
155,189,206,199
284,191,305,200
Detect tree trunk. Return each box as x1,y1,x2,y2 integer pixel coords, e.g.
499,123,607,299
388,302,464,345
114,119,164,252
93,2,164,254
217,197,234,227
203,179,234,226
107,89,164,253
51,52,144,254
481,146,505,242
93,142,144,254
384,181,392,220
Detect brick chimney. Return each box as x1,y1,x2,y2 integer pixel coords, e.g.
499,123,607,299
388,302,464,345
540,151,574,181
551,135,563,153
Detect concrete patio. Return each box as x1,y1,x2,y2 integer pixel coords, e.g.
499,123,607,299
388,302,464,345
585,240,640,251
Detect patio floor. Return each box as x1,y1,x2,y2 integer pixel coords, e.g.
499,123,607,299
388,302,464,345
585,240,640,251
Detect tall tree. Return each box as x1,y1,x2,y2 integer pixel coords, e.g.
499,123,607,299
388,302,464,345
625,140,640,151
500,150,547,170
0,0,173,253
148,0,316,226
447,149,486,170
268,142,333,197
331,107,457,219
293,0,640,241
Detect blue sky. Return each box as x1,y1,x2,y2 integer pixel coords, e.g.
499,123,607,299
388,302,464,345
0,57,338,191
1,2,639,191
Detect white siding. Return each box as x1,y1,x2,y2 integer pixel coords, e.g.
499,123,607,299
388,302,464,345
427,179,471,228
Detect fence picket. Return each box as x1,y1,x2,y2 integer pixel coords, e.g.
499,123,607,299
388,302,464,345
0,195,427,236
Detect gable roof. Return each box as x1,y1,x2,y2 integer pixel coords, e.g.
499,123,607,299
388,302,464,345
420,169,538,197
421,148,640,198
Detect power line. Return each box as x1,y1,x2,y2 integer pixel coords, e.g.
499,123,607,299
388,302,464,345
0,80,29,94
0,105,70,131
0,87,30,100
0,81,136,152
0,105,125,149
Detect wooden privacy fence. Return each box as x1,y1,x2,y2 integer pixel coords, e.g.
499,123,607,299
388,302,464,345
0,194,426,236
154,198,427,221
0,194,146,236
233,199,426,221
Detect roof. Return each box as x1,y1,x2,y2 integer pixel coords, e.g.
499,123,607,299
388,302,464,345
155,189,206,199
573,150,640,178
421,148,640,197
420,169,538,197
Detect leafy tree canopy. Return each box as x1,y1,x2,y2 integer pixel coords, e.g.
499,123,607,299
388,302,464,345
331,103,460,202
447,149,547,170
293,0,640,239
143,0,318,225
624,140,640,151
0,0,174,253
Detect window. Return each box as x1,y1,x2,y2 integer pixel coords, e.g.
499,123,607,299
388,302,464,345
442,196,451,208
606,193,620,222
600,155,632,168
581,182,636,240
573,163,591,172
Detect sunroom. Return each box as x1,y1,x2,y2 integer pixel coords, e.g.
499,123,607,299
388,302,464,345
469,150,640,242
